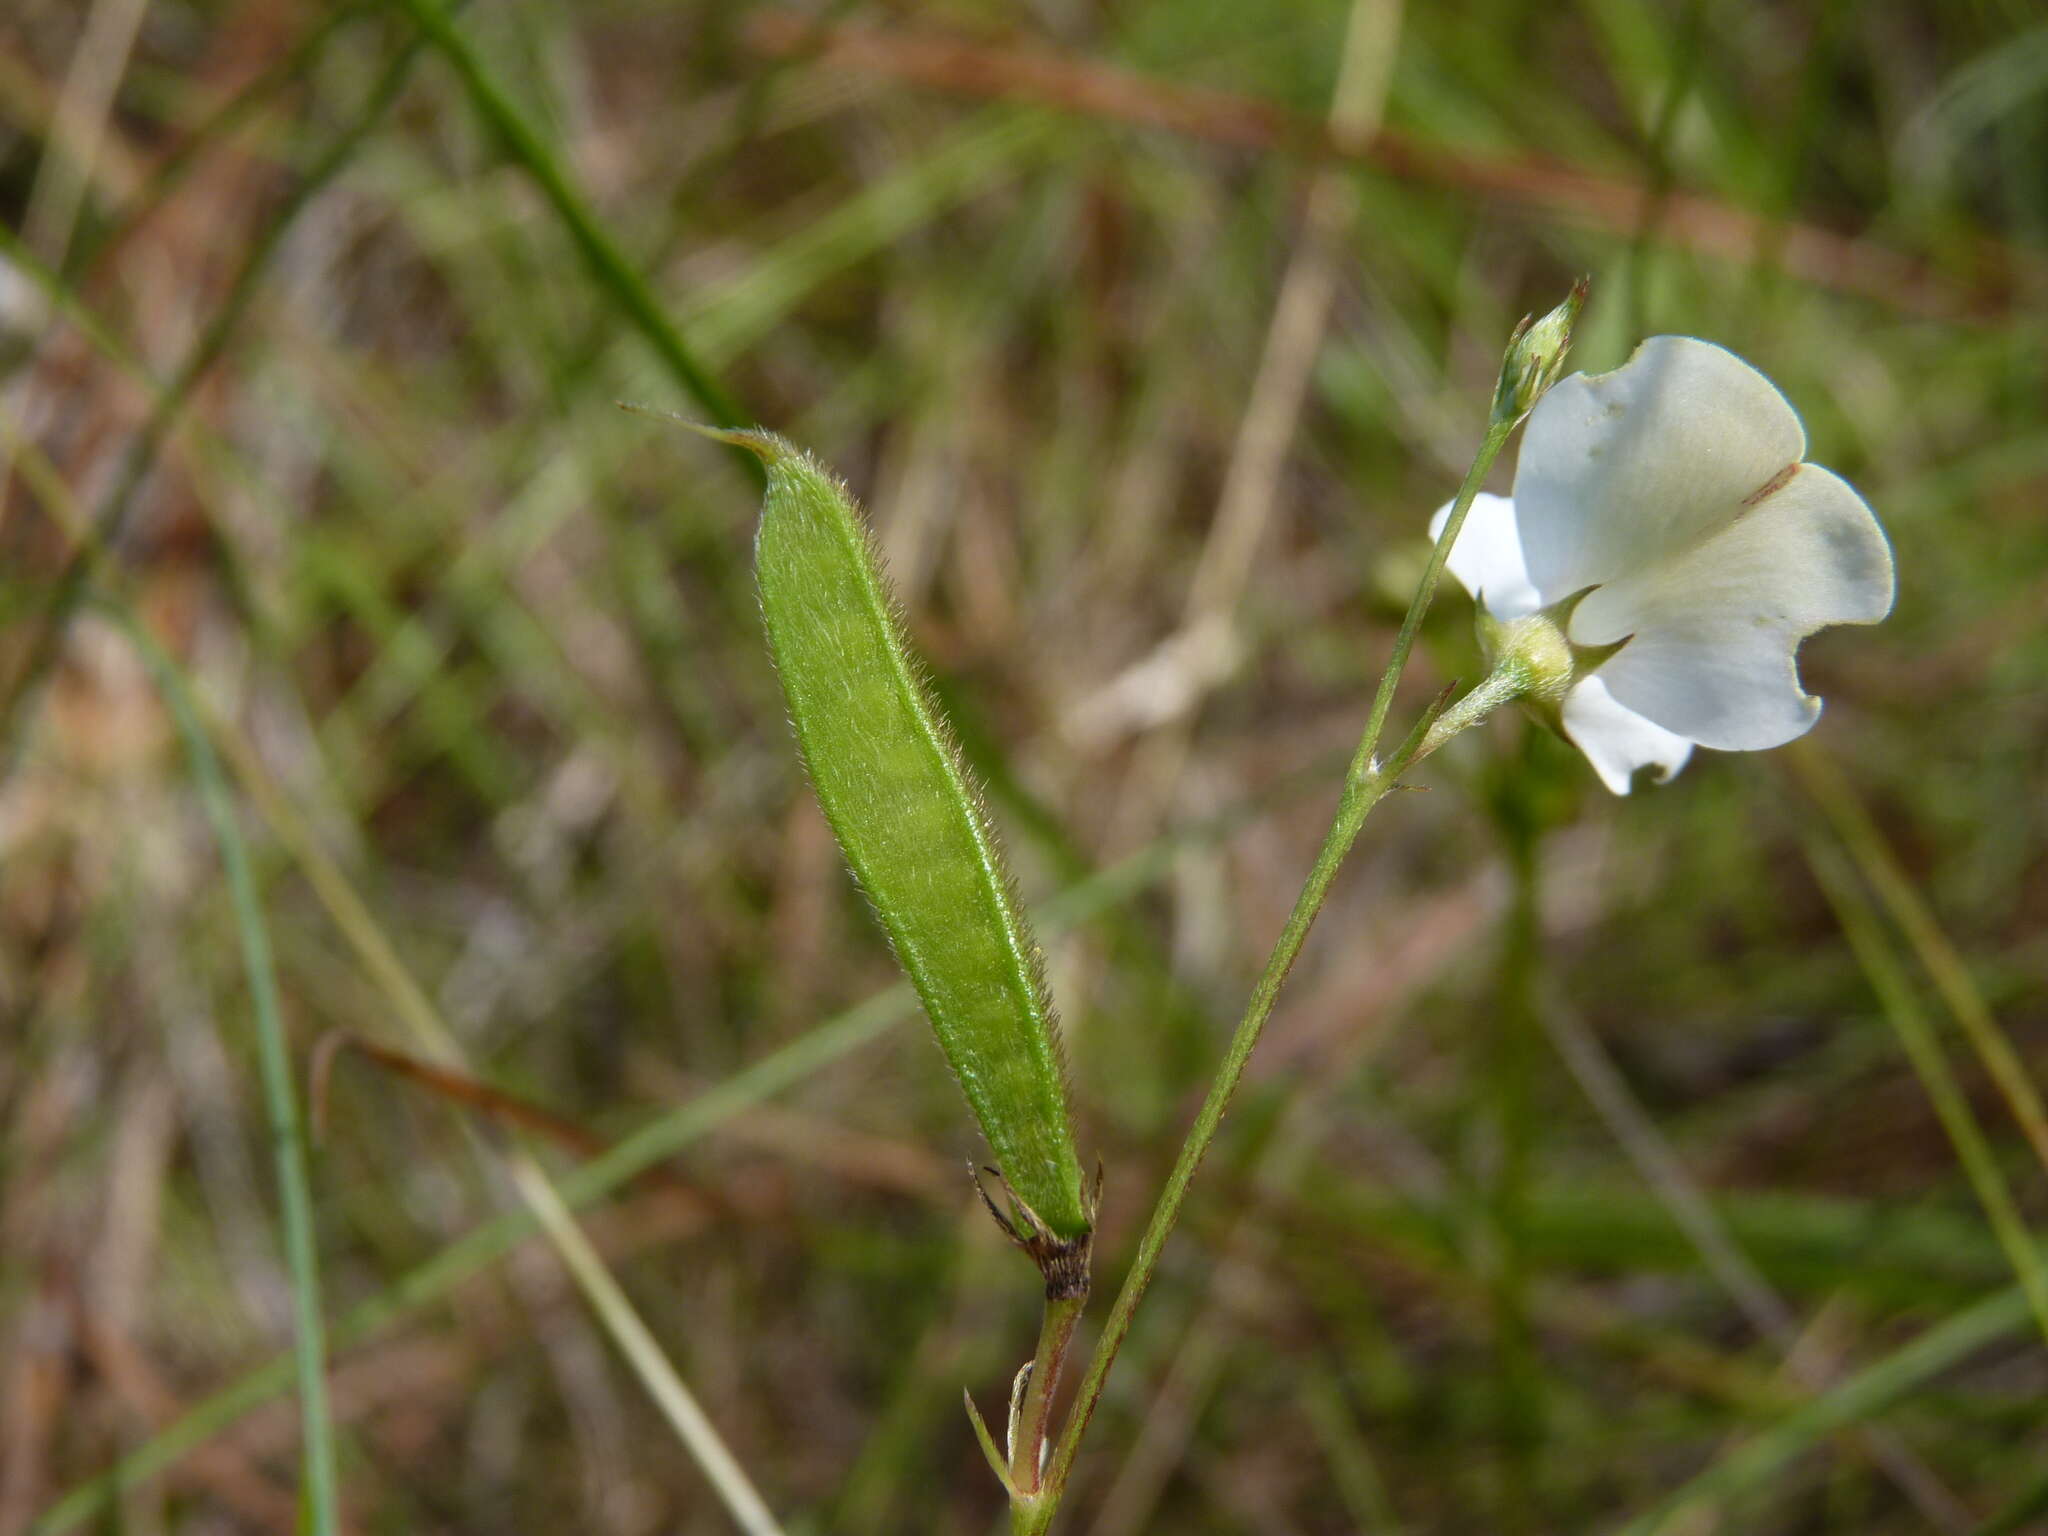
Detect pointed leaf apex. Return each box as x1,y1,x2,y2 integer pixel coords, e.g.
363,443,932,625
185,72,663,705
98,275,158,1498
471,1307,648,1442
963,1389,1021,1499
616,403,787,463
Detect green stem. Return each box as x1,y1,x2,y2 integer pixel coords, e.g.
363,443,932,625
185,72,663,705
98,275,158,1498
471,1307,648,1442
1415,663,1535,766
1484,778,1545,1528
1354,421,1517,776
1022,780,1378,1534
1019,416,1521,1535
121,616,341,1536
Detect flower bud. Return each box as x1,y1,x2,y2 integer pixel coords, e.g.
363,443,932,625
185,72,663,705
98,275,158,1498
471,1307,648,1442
1491,278,1588,428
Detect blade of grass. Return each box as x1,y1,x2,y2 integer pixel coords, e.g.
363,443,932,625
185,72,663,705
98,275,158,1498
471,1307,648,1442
19,0,150,270
196,673,790,1536
1540,992,1972,1529
114,613,341,1536
383,0,753,463
1612,1279,2037,1536
1789,740,2048,1179
0,9,457,776
58,3,375,284
5,417,782,1536
1801,831,2048,1348
1478,776,1545,1530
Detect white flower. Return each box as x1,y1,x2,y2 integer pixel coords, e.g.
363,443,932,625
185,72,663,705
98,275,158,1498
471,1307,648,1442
1431,336,1895,794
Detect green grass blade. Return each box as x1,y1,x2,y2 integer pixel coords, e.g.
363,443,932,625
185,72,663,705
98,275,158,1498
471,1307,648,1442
1791,741,2048,1178
61,3,374,287
25,987,899,1536
1971,1462,2048,1536
0,14,450,768
386,0,753,468
1803,832,2048,1347
118,615,341,1536
1614,1280,2036,1535
15,432,776,1532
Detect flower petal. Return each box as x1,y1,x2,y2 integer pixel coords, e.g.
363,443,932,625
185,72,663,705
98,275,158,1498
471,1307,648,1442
1560,675,1695,795
1572,464,1894,750
1512,336,1808,601
1429,492,1540,620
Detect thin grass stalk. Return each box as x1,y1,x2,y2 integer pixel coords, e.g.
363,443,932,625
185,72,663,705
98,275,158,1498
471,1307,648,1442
385,0,754,465
1802,834,2048,1348
226,731,791,1532
117,615,341,1536
4,421,780,1534
0,10,456,771
59,3,376,284
502,1160,785,1536
1613,1280,2039,1536
203,708,790,1534
1789,741,2048,1177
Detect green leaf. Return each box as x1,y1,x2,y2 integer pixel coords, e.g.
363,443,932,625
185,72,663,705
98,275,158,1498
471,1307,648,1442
739,431,1089,1243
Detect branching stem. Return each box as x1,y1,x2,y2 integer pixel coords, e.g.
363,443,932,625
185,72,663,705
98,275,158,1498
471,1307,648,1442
1014,416,1522,1534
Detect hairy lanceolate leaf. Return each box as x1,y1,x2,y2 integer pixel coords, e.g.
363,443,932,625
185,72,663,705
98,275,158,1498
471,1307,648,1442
732,429,1089,1245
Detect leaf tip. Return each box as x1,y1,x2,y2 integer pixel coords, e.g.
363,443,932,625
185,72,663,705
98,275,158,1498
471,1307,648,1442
616,402,787,463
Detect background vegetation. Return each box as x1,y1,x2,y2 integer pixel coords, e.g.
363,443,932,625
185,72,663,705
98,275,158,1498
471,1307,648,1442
3,0,2046,1531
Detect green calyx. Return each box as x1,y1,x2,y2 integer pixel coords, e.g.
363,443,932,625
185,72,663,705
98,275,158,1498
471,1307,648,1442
1475,586,1631,727
1479,611,1577,705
